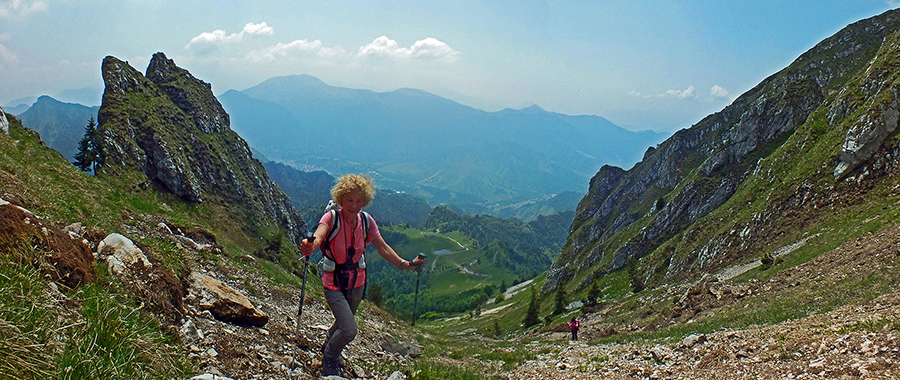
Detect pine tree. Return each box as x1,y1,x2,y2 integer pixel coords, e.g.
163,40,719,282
73,117,99,172
554,287,567,315
523,285,540,327
586,281,601,307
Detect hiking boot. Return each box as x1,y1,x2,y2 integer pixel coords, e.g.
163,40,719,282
321,341,344,368
322,356,341,377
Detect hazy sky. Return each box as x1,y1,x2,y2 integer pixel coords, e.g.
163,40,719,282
1,1,897,132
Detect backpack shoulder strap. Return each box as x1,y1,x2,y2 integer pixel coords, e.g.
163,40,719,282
323,209,341,259
360,211,371,242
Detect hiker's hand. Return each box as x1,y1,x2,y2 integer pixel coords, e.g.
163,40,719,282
300,237,314,257
410,256,425,270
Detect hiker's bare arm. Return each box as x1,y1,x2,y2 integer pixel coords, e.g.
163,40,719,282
372,235,425,270
300,223,330,257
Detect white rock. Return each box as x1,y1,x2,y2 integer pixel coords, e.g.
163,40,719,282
98,233,152,269
188,375,233,380
386,371,407,380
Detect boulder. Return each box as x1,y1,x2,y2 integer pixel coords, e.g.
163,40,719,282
189,272,268,327
378,335,423,358
97,233,153,276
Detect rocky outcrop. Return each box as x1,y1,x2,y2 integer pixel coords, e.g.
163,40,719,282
96,52,306,246
0,106,8,134
146,54,229,134
550,9,900,294
832,32,900,179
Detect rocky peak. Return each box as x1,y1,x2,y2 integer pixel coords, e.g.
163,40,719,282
145,52,230,134
96,53,306,246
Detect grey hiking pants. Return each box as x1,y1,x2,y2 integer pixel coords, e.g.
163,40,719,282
323,286,364,361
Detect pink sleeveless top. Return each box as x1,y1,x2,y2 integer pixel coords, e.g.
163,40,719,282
319,209,379,290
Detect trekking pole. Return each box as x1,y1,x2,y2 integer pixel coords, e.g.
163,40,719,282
298,232,314,322
412,253,426,326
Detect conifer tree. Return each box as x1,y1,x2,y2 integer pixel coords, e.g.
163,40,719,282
554,287,567,315
73,117,99,172
586,281,601,307
523,285,540,327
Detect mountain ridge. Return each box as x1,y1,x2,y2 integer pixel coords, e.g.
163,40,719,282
548,8,900,295
17,95,99,162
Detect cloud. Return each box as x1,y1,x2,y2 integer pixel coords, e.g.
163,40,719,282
665,85,696,99
0,0,47,20
358,36,459,62
186,22,275,54
710,85,730,99
245,39,347,62
0,42,18,64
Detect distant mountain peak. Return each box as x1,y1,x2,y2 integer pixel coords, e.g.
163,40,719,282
253,74,329,90
521,104,546,112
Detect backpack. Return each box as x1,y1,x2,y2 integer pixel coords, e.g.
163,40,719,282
319,200,372,293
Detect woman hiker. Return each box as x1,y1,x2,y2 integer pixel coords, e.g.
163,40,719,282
300,174,425,377
569,317,580,341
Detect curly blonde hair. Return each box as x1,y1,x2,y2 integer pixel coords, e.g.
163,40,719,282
331,174,376,207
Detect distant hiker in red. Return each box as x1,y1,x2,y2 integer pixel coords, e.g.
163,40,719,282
569,317,580,340
300,174,425,377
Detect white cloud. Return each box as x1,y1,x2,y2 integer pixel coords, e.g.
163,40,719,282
665,85,696,99
245,39,347,62
0,0,47,20
186,22,274,54
710,85,730,99
0,43,19,64
358,36,459,62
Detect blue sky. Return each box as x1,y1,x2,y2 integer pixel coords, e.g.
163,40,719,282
1,0,897,132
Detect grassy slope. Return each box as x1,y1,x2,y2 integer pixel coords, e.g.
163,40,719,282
0,116,316,378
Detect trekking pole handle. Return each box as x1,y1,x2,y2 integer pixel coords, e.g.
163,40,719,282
413,253,427,271
303,232,315,259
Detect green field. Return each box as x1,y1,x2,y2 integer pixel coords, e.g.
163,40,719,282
379,226,523,304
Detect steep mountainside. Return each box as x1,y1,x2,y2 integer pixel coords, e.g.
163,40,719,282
548,9,900,294
220,76,668,206
18,96,99,162
95,52,306,246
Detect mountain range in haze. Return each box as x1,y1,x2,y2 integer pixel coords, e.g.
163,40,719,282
219,74,669,209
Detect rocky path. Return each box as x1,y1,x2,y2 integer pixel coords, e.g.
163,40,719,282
503,290,900,379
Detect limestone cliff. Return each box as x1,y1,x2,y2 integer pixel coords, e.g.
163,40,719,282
95,52,306,246
549,9,900,294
